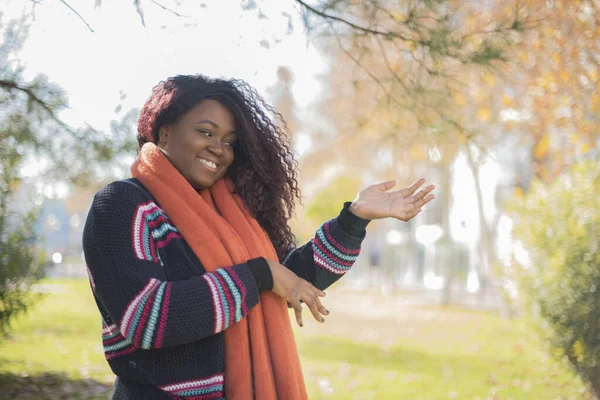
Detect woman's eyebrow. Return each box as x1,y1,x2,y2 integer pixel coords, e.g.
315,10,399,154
196,119,219,129
196,119,236,134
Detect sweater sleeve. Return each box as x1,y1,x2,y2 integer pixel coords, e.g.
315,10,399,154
282,202,371,291
83,181,261,351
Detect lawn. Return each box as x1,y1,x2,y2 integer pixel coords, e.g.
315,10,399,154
0,279,591,399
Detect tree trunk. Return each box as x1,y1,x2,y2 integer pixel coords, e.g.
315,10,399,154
464,146,512,317
439,157,457,305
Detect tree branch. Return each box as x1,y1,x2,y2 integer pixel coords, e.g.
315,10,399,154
295,0,415,42
134,0,146,27
149,0,190,19
59,0,94,32
0,79,74,134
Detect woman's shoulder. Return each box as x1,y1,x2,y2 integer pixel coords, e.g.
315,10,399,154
91,178,154,209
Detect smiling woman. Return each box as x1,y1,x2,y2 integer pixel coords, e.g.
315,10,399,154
82,74,435,400
156,100,237,190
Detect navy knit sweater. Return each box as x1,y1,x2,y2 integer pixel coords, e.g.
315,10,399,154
82,179,369,399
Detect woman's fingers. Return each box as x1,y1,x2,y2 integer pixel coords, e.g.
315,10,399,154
312,287,328,317
287,280,329,327
414,193,435,208
303,293,325,323
294,289,329,326
289,291,304,327
315,294,329,317
410,184,435,202
400,178,425,197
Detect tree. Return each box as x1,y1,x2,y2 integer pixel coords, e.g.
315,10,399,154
0,135,42,338
294,0,598,309
0,14,134,338
289,1,523,305
509,160,600,398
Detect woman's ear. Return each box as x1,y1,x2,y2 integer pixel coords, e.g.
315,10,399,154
157,126,170,147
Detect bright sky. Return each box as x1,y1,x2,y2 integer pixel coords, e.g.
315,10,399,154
3,0,327,132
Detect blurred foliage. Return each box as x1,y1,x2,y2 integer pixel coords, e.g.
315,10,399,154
299,0,522,128
298,0,599,309
305,175,360,223
300,0,599,185
0,15,135,339
0,146,42,340
509,160,600,398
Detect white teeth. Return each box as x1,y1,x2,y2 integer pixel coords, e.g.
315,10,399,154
199,158,217,169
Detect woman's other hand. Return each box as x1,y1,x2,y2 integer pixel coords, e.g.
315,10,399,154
349,178,435,221
265,259,328,327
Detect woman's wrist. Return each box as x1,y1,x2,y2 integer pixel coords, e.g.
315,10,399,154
348,202,364,218
341,202,371,237
247,257,274,292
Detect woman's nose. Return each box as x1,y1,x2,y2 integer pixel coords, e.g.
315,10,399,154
208,139,224,156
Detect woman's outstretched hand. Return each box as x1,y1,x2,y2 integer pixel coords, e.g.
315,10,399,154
349,178,435,221
265,259,328,327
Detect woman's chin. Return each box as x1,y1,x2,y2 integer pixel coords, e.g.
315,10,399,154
189,175,216,191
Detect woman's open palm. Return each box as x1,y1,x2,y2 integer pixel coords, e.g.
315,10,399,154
349,179,435,221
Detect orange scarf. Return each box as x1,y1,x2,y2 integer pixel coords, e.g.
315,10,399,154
131,143,307,399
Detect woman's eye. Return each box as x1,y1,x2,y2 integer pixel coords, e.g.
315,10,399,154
199,130,211,137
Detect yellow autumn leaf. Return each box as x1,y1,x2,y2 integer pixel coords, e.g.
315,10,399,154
573,340,585,362
551,53,561,65
390,11,406,21
581,142,592,154
514,187,524,198
8,180,20,191
542,26,553,37
541,72,554,89
485,74,496,87
477,108,491,121
571,133,580,143
453,93,466,106
410,144,425,160
534,134,551,160
519,52,529,63
465,15,477,29
592,94,600,110
502,94,513,107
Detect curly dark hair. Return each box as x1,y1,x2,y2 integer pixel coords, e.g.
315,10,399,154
137,74,301,260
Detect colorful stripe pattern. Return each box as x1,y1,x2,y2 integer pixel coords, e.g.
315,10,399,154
86,264,96,290
132,201,181,264
313,221,361,275
202,268,248,334
102,322,136,359
158,374,224,399
120,278,172,350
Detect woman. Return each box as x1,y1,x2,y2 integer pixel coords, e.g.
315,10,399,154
83,74,434,399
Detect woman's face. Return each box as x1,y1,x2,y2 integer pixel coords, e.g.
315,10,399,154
158,99,238,190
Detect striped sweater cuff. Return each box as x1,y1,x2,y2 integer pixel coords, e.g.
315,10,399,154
247,257,273,292
340,202,371,238
202,265,260,334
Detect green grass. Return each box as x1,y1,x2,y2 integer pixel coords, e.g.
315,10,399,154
297,305,588,399
0,279,112,399
0,279,591,399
